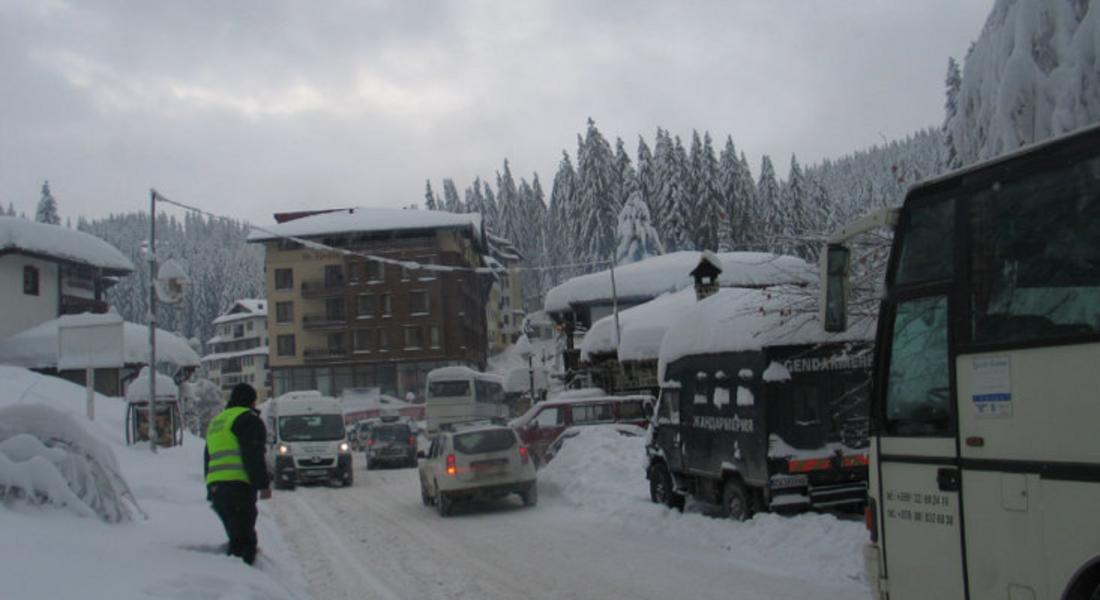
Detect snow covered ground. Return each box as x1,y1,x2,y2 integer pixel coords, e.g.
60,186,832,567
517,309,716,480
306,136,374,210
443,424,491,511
270,425,870,600
0,366,307,600
0,365,870,599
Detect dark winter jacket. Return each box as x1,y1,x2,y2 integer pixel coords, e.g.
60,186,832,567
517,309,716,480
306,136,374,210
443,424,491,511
204,407,271,491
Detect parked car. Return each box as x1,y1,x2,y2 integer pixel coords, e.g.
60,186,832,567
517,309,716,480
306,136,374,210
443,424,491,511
511,394,654,464
419,422,537,517
542,423,646,465
364,418,418,469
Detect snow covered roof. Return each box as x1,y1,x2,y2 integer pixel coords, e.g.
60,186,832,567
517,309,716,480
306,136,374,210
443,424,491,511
201,346,269,363
124,367,179,403
581,288,698,362
544,251,814,314
657,286,875,382
211,299,267,325
247,207,482,242
0,216,133,273
0,316,201,370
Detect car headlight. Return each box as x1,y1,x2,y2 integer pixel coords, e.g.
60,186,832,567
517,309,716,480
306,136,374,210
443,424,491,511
277,444,291,455
339,442,350,453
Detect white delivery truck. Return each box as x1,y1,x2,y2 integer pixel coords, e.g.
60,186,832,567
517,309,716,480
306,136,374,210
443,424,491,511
260,390,353,489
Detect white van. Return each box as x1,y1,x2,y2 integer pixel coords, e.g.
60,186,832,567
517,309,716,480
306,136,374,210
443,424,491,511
260,391,353,489
425,367,506,433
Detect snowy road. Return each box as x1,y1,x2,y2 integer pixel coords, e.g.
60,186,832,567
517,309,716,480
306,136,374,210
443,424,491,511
270,464,870,600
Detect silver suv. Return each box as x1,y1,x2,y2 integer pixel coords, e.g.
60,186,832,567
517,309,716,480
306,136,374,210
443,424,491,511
418,422,537,517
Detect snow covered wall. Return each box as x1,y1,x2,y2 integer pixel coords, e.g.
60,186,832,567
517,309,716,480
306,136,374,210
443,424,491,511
946,0,1100,167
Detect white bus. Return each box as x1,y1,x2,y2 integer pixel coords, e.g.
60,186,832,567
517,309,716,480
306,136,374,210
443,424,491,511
825,124,1100,600
424,366,507,433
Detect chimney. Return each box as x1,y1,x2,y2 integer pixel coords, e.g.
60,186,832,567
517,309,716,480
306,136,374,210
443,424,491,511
690,251,723,301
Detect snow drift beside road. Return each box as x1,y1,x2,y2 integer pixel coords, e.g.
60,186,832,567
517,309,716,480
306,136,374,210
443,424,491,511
538,425,867,587
0,366,306,600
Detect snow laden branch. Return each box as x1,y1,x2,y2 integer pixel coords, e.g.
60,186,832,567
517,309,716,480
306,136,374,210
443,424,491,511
0,405,144,522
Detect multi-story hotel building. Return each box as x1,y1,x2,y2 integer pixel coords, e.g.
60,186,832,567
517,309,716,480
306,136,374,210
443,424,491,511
248,208,498,401
202,299,271,402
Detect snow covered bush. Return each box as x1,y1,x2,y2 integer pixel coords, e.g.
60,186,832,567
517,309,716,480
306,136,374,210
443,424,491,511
0,404,141,522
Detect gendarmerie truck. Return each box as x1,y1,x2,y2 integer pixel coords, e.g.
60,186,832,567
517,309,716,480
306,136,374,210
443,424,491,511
647,285,874,519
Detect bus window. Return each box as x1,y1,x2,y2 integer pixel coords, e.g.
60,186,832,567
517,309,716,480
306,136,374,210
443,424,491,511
895,198,956,285
970,154,1100,345
884,296,951,436
429,380,470,398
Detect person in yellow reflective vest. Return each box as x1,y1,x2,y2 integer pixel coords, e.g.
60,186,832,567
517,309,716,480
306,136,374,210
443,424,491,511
204,383,271,565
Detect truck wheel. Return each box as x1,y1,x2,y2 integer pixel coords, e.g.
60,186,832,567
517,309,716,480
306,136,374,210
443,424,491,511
720,479,752,521
521,483,538,507
648,463,684,510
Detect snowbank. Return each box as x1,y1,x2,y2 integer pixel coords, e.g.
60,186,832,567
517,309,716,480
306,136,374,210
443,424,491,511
0,366,306,600
0,216,133,272
538,425,867,587
0,317,200,370
544,251,814,314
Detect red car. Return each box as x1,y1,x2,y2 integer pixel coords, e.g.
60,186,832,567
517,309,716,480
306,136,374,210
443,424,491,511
511,393,654,464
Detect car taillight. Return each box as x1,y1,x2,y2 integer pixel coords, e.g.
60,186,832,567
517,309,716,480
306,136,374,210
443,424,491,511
409,436,417,446
367,439,375,447
519,446,530,465
446,454,457,476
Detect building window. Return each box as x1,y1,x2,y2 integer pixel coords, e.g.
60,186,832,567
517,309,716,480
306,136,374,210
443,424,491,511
349,262,364,283
404,326,423,349
418,256,437,280
381,294,392,317
276,301,294,324
409,290,429,315
353,330,373,353
23,266,39,296
234,324,245,338
275,268,293,291
430,326,441,349
357,295,376,318
277,335,296,357
401,263,412,281
325,298,346,320
378,328,389,352
247,321,253,331
327,333,346,354
324,264,344,286
366,261,383,283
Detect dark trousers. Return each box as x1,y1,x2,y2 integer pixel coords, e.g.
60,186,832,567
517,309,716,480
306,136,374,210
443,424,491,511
209,481,259,564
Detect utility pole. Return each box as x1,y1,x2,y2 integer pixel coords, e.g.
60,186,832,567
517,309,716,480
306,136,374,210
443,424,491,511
148,189,158,453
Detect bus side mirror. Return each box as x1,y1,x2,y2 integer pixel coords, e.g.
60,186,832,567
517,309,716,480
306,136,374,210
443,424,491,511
823,244,851,333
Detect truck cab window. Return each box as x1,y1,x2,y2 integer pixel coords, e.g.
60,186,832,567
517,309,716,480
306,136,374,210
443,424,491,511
884,296,951,436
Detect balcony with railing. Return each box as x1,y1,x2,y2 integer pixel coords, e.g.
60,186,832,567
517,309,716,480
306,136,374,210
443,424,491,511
303,346,348,361
301,278,347,298
302,312,348,329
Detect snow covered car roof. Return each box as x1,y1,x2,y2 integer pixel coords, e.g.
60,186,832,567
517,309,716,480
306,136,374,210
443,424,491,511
543,251,813,314
0,216,133,272
246,207,482,242
657,286,875,382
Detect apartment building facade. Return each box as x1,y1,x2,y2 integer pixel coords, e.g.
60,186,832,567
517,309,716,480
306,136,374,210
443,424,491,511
248,208,494,402
202,299,271,402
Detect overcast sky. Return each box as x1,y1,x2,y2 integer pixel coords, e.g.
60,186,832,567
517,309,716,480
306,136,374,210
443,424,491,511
0,1,992,226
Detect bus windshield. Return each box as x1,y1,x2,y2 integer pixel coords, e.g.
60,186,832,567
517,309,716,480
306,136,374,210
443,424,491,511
278,414,346,442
